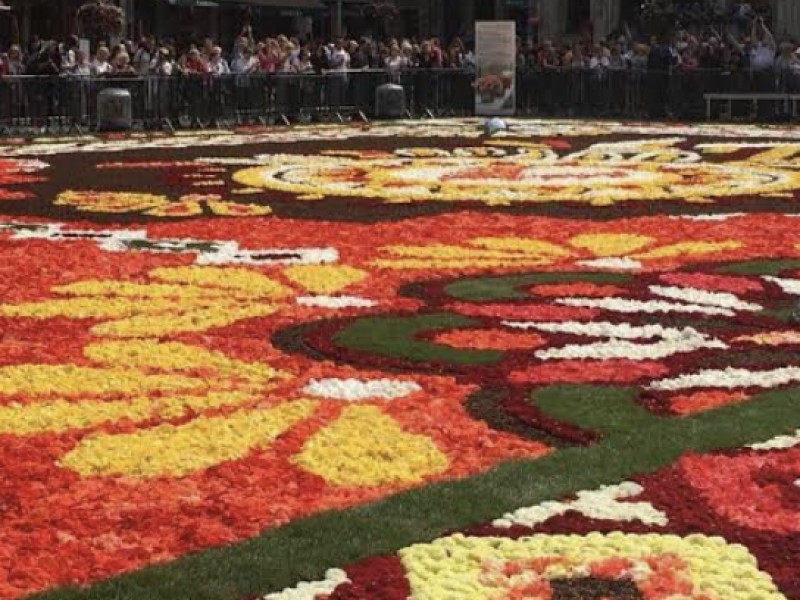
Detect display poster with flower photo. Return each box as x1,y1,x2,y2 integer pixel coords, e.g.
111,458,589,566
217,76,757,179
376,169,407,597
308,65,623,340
475,21,516,116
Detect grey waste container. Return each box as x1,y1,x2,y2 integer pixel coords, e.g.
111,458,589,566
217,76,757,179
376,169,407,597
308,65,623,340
375,83,405,119
97,88,132,131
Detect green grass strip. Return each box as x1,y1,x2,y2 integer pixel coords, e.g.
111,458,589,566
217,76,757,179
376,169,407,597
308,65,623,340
716,258,800,276
444,272,632,301
30,384,800,600
333,313,501,364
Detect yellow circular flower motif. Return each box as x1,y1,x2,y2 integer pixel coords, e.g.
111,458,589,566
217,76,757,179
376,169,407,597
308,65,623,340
398,533,787,600
233,140,800,207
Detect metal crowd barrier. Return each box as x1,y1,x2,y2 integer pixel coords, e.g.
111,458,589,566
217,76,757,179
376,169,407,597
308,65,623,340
515,67,800,120
0,68,798,134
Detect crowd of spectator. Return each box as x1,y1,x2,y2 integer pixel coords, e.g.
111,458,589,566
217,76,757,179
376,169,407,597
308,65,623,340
516,1,789,77
0,29,476,79
0,0,795,81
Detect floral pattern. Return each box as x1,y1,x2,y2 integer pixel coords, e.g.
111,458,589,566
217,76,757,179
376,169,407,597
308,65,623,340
1,121,800,600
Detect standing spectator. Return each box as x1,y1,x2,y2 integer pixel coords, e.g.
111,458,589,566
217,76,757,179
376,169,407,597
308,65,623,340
231,46,258,74
232,27,254,61
750,16,776,74
609,43,629,70
112,52,136,76
151,48,174,77
61,35,79,72
384,43,406,81
630,43,650,71
183,48,209,75
6,45,25,75
418,41,435,69
92,46,112,76
201,38,215,61
133,38,153,76
749,16,776,116
328,38,350,72
327,38,349,107
27,41,60,76
311,43,329,73
257,40,281,73
72,50,92,77
295,48,314,74
647,35,676,117
348,40,368,69
208,47,230,75
430,38,444,68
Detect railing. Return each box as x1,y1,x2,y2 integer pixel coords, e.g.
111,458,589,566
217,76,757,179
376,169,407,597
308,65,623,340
0,67,798,134
517,67,800,120
0,69,474,133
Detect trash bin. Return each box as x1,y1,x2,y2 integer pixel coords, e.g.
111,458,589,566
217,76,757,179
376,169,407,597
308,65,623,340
375,83,405,119
97,88,132,131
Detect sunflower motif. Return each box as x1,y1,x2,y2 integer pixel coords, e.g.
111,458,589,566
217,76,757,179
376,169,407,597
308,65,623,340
0,263,460,484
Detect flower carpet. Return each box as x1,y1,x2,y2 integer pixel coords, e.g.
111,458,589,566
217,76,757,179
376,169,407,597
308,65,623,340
0,118,799,600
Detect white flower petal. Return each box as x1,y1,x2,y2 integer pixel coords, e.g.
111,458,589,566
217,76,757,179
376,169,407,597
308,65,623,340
649,366,800,391
576,257,643,270
649,285,761,312
493,482,668,529
263,568,349,600
748,429,800,450
671,213,746,221
556,296,734,316
296,295,377,308
765,276,800,296
303,378,422,401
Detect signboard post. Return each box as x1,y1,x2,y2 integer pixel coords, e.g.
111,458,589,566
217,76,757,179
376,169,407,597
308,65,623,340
475,21,516,116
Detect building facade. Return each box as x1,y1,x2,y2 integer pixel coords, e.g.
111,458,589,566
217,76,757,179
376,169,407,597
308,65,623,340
1,0,799,51
422,0,800,44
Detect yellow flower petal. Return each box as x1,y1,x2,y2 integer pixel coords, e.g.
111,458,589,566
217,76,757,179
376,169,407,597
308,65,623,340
150,266,291,297
144,201,204,217
0,365,203,398
0,297,174,320
56,191,169,213
60,399,317,477
569,233,655,257
207,200,273,216
90,303,281,338
470,237,573,257
372,258,550,270
283,265,367,295
53,281,243,300
634,240,741,260
0,392,254,435
84,339,287,384
293,405,449,487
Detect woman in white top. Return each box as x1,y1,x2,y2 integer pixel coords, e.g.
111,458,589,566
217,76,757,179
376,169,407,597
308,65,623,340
150,48,174,76
295,48,314,74
231,48,258,74
72,50,92,76
92,46,112,76
6,45,24,75
208,47,231,75
384,44,406,82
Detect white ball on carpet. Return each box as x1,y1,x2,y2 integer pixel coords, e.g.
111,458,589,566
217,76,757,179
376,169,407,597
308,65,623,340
484,118,508,135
